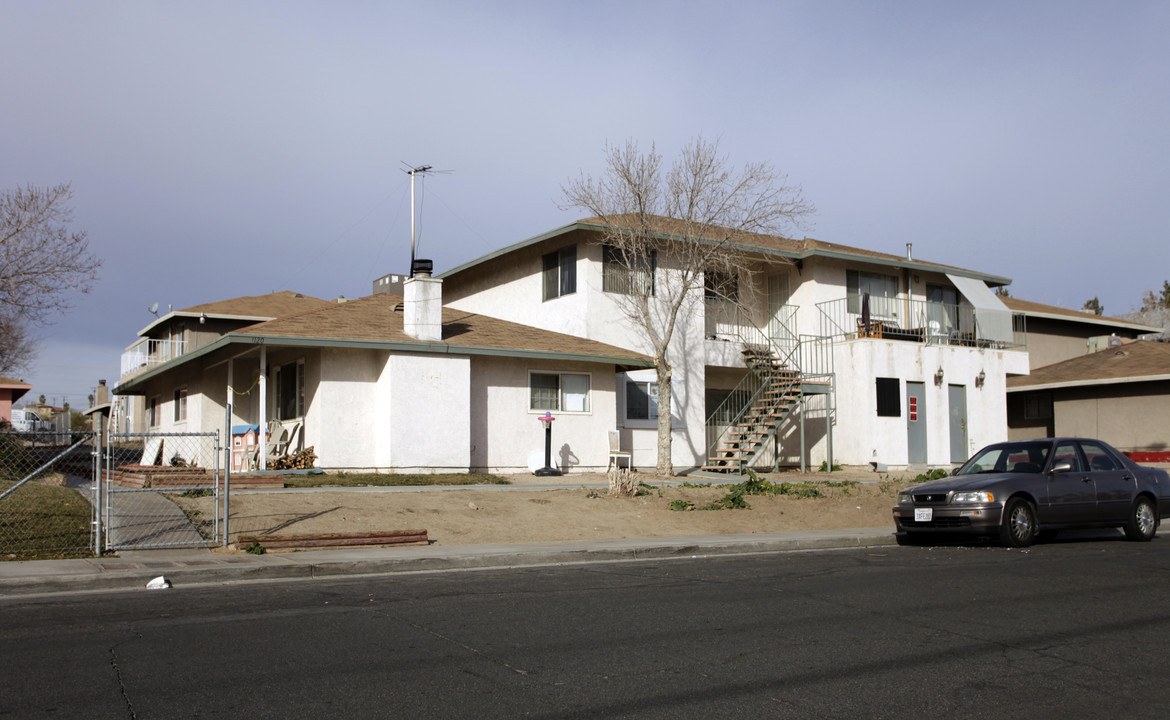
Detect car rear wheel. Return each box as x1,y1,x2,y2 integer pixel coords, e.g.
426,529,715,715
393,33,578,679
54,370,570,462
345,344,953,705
1000,498,1037,548
1124,497,1158,542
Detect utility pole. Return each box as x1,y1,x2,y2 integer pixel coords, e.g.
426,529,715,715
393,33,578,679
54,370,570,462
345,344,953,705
405,164,432,274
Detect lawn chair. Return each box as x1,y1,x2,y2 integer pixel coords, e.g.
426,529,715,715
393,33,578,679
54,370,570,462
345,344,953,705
608,431,632,470
250,421,288,470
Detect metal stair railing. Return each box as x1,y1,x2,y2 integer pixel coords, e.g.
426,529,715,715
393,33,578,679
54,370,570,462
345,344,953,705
703,304,803,473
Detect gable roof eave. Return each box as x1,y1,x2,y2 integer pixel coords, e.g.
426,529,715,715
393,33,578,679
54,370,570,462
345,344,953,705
1007,373,1170,393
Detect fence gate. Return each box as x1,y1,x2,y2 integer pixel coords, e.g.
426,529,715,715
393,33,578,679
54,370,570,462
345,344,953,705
0,431,99,559
104,431,224,551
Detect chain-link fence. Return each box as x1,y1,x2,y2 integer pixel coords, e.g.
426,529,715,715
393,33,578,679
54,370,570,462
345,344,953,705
0,431,98,560
104,432,223,551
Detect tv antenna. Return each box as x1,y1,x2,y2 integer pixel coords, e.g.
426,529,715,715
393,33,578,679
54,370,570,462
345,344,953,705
401,162,452,275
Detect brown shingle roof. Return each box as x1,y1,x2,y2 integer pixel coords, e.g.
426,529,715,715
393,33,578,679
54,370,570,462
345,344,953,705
1008,340,1170,390
237,293,652,363
575,215,998,279
181,291,332,318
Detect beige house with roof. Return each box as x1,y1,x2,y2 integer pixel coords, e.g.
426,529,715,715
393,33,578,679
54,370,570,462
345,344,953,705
999,296,1159,369
434,219,1031,472
1007,340,1170,456
1001,296,1165,454
114,279,652,473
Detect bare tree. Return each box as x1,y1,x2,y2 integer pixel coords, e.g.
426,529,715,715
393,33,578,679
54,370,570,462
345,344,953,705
0,309,37,375
0,183,100,373
562,138,814,475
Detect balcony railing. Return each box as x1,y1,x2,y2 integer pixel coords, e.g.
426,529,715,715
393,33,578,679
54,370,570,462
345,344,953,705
816,297,1026,349
120,338,187,379
705,299,798,356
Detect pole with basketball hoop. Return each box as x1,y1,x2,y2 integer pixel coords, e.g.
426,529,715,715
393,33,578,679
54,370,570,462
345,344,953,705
535,411,561,476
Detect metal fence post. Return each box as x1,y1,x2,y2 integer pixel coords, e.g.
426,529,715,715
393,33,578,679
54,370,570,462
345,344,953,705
223,403,231,547
93,409,104,556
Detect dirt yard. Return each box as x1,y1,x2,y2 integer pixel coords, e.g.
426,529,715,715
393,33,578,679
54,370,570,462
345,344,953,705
174,470,913,552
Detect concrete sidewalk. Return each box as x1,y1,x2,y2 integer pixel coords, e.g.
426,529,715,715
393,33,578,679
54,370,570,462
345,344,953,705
0,527,897,597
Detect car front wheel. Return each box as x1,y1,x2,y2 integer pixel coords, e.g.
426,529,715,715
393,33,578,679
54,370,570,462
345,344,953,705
1000,497,1037,548
1124,497,1158,541
896,532,924,546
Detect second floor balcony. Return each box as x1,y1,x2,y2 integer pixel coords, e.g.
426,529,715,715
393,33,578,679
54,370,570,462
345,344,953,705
817,296,1026,349
120,338,187,380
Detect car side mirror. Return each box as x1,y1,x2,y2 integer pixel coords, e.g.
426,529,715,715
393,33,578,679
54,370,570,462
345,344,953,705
951,467,961,476
1049,462,1072,475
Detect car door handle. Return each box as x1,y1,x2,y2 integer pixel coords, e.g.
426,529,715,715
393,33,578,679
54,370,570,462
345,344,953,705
1081,476,1093,483
1123,475,1133,482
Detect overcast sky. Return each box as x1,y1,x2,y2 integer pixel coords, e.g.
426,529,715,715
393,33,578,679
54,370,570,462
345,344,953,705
4,0,1168,407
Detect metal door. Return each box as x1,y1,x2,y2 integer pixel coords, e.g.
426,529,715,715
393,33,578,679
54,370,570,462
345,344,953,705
767,272,796,352
948,385,967,463
906,382,926,464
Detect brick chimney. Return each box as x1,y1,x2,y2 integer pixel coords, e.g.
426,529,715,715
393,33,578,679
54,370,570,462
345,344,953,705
402,263,442,342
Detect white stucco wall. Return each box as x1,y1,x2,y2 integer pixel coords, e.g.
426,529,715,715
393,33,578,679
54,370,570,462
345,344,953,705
384,352,471,472
310,348,471,472
472,357,622,473
824,339,1025,468
314,347,385,470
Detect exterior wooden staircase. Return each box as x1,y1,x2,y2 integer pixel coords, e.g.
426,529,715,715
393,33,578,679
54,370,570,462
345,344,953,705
702,345,804,474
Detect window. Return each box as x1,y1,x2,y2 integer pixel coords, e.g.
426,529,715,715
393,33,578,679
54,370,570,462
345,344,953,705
529,372,590,413
1053,442,1084,472
704,269,739,302
876,377,900,417
847,269,899,318
603,245,656,296
1080,441,1121,472
626,380,659,420
275,359,305,420
173,388,188,422
148,396,160,428
542,245,577,301
1023,392,1053,420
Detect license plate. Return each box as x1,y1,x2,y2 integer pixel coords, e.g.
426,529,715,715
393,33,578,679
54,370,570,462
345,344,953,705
914,507,933,522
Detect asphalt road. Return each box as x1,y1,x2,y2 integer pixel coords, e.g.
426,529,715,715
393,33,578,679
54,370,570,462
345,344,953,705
3,533,1169,719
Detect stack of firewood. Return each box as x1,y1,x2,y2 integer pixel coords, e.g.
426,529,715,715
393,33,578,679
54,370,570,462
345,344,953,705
269,446,317,470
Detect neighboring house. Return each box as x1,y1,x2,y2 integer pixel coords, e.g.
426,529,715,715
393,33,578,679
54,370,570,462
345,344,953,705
1000,296,1164,450
113,281,652,473
434,219,1031,471
999,296,1159,369
1006,340,1170,456
0,376,31,426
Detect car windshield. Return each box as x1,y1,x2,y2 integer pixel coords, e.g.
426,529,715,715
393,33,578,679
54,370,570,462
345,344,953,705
957,442,1051,475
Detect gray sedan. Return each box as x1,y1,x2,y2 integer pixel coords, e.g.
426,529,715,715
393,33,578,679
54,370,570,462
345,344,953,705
892,438,1170,547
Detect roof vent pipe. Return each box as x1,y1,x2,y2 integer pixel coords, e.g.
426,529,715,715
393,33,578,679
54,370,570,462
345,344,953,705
906,243,913,261
411,258,433,278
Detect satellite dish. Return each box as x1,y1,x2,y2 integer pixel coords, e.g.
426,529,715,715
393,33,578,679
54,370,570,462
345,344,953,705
148,302,159,317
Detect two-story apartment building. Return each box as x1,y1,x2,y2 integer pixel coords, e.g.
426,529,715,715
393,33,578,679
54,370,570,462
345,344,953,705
437,219,1030,472
116,216,1034,474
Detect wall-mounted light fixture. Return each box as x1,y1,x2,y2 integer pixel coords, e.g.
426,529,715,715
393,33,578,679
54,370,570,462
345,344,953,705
199,312,206,324
976,369,986,389
934,366,944,386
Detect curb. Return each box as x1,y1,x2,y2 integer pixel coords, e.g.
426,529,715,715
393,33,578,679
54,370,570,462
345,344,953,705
0,528,898,597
